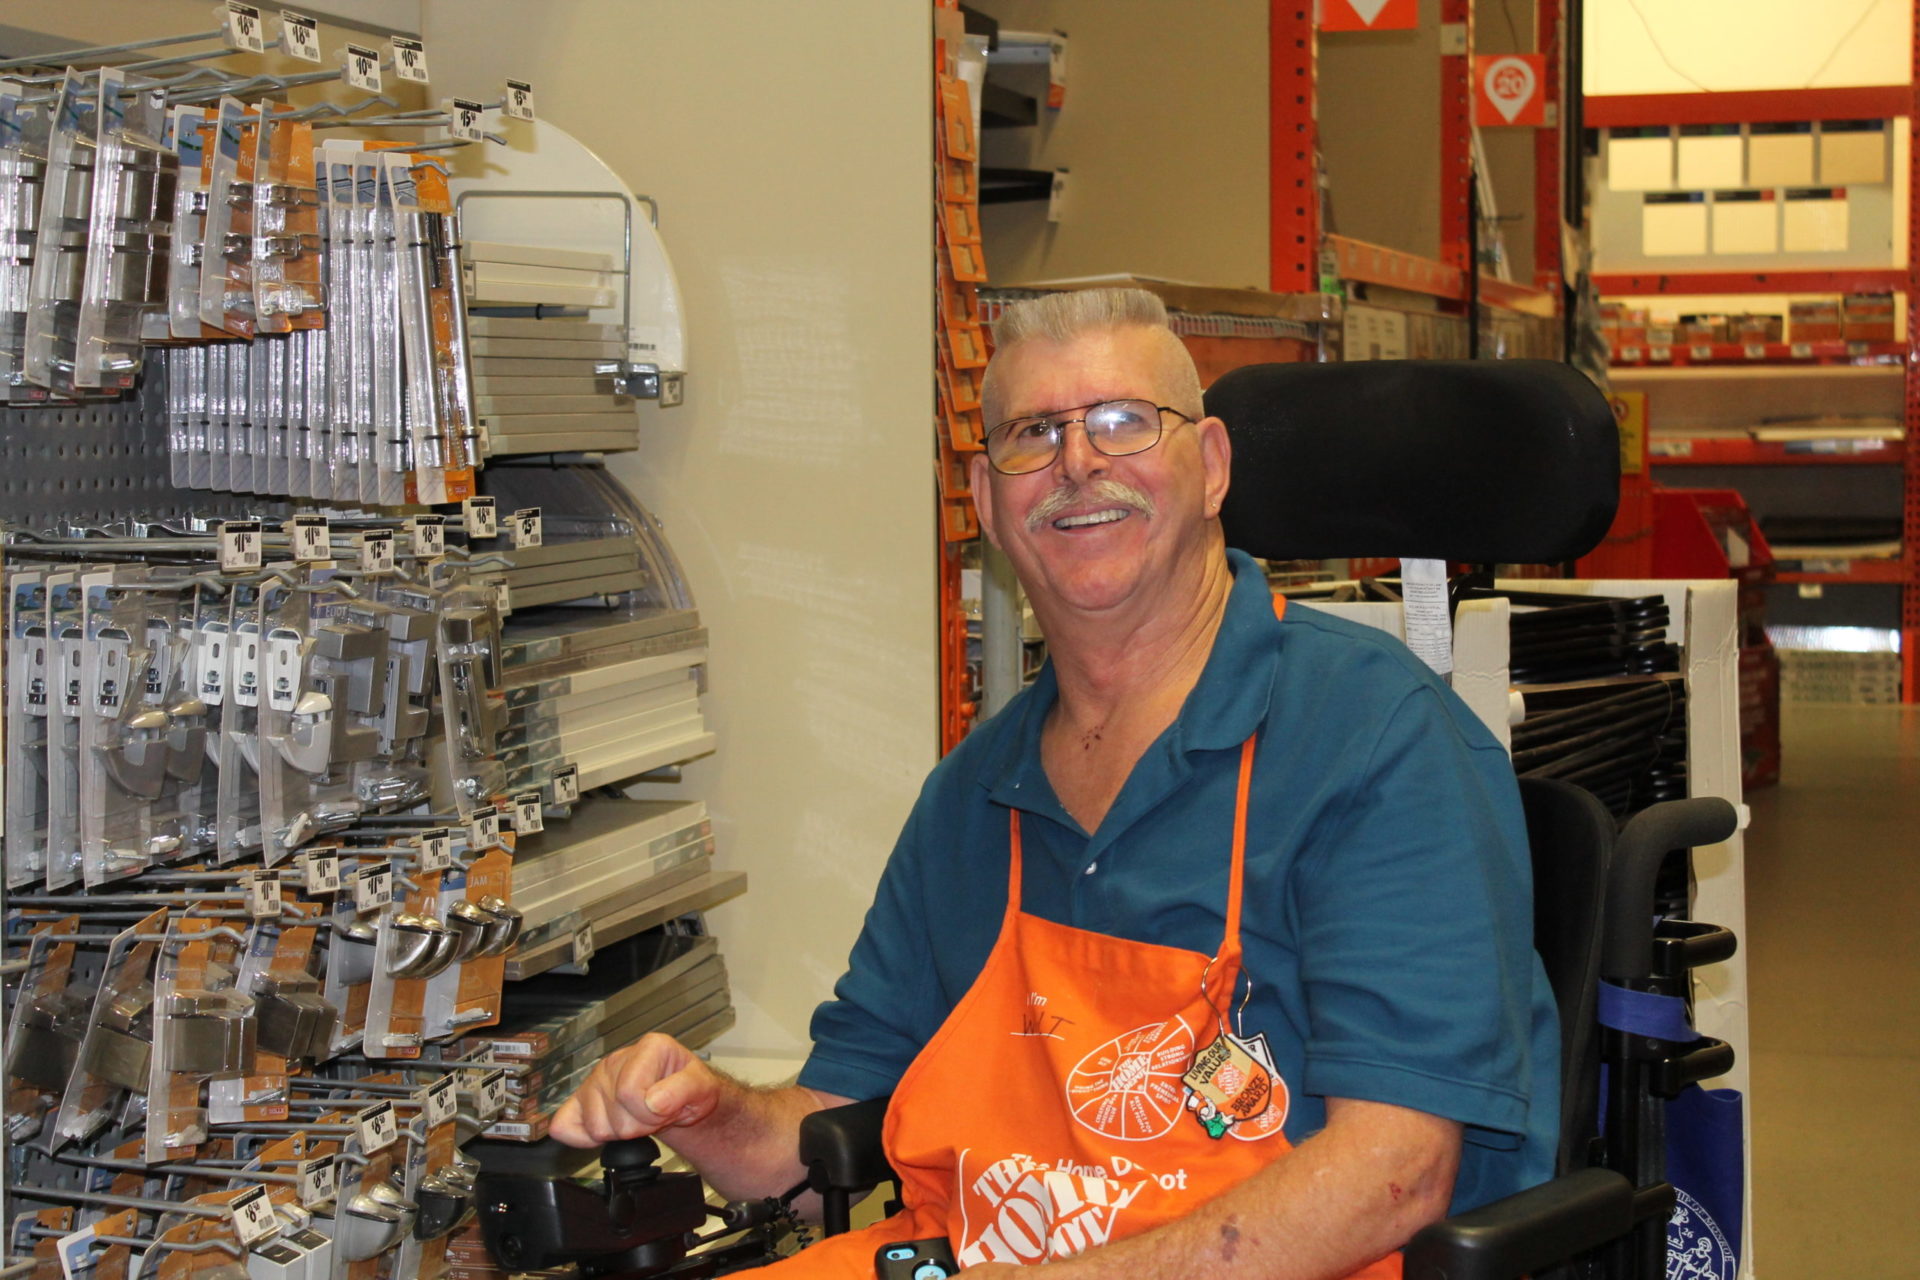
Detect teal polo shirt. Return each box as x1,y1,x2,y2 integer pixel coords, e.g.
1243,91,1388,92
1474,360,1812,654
800,549,1557,1214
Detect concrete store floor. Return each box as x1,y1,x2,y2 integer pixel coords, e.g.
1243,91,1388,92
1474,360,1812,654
1745,701,1920,1278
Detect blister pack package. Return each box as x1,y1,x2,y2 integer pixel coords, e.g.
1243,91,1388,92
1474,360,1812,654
196,97,255,340
52,907,166,1147
44,568,89,890
70,68,174,392
0,80,49,399
78,562,159,886
21,70,101,396
4,917,84,1142
433,580,507,820
167,104,213,339
6,568,52,887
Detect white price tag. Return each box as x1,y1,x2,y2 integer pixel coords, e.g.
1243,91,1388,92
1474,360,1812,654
219,520,264,573
352,865,392,912
358,531,396,575
445,97,484,142
303,851,341,894
1688,343,1713,361
343,43,383,92
297,1155,337,1209
478,1068,508,1115
357,1100,399,1153
286,515,330,562
1743,342,1766,360
491,578,512,616
509,507,542,549
408,516,445,559
504,79,536,121
571,922,595,969
280,10,322,63
229,1184,278,1246
511,791,544,835
223,2,267,53
550,764,580,805
468,807,501,852
1790,341,1814,358
463,496,498,539
247,874,281,919
390,36,430,83
423,1075,457,1128
417,828,452,873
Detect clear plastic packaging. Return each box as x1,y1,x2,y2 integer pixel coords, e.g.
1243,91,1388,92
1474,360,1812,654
21,70,100,395
6,568,52,887
70,68,174,391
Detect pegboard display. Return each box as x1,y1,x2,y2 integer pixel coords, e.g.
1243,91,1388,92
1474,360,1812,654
0,369,281,534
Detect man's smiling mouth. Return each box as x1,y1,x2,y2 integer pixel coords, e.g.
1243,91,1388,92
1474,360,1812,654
1053,508,1131,530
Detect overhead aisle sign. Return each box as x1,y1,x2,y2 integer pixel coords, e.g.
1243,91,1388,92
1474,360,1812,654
1319,0,1418,31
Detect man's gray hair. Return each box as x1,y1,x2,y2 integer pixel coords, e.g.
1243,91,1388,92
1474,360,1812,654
981,287,1201,425
989,287,1171,349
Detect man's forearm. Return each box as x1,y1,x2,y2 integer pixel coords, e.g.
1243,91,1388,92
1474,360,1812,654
655,1079,849,1203
1045,1099,1461,1280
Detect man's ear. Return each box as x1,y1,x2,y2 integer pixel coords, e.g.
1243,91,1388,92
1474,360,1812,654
1198,415,1232,515
970,453,1003,549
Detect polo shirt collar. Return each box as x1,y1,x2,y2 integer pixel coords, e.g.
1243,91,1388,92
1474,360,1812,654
978,548,1281,814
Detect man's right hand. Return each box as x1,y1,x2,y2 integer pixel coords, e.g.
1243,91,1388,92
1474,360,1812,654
551,1032,726,1148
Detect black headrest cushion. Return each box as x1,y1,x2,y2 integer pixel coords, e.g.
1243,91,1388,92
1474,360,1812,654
1206,359,1620,565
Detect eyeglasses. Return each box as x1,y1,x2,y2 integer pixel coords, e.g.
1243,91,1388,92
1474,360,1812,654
983,399,1195,475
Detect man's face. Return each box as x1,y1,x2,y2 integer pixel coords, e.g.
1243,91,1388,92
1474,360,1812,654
971,326,1230,624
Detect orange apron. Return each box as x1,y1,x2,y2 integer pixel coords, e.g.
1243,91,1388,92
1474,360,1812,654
767,598,1399,1277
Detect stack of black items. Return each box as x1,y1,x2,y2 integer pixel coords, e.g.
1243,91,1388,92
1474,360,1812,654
1504,590,1687,820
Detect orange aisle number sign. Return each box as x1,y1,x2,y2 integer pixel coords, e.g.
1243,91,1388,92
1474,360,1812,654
1474,54,1548,126
1320,0,1418,31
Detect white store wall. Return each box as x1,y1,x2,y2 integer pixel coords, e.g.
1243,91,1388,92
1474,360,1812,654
421,1,940,1069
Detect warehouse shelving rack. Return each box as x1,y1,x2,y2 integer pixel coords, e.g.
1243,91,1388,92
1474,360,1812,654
1584,4,1920,702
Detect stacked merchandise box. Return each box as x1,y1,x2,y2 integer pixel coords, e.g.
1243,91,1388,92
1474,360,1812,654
1778,649,1903,704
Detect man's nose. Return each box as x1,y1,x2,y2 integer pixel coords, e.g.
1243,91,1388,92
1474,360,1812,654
1053,422,1108,481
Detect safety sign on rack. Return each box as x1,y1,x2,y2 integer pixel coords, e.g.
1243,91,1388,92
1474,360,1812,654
1319,0,1417,31
1473,54,1547,126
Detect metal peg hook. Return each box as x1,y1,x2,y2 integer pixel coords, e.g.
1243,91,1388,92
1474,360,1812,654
3,1184,230,1219
53,1153,301,1188
0,29,222,71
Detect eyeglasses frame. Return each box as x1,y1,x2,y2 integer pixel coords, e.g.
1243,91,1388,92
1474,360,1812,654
982,399,1198,476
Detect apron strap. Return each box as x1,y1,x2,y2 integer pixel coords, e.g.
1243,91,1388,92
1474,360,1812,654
1207,593,1288,1005
1006,809,1027,920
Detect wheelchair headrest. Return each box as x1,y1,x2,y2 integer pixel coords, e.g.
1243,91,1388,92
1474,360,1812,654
1206,359,1620,565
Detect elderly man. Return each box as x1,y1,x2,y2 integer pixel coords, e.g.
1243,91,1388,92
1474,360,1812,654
554,288,1556,1279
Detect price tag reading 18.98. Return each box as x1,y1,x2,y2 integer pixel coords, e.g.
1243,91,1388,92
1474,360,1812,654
280,10,323,63
219,521,263,573
463,496,498,539
230,1185,278,1246
357,1100,399,1153
297,1155,337,1209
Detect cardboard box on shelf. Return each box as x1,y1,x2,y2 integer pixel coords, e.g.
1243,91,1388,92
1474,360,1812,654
1841,293,1897,342
1789,299,1843,342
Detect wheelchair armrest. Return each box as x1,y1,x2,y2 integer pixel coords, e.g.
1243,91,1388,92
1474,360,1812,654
799,1095,897,1195
1404,1167,1634,1280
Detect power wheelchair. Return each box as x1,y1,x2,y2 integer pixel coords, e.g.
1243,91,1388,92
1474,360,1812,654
474,359,1745,1280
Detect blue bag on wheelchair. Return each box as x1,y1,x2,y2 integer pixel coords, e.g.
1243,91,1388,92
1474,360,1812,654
1664,1083,1744,1280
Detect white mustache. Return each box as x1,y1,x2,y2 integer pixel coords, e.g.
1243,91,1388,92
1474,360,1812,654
1024,479,1158,532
